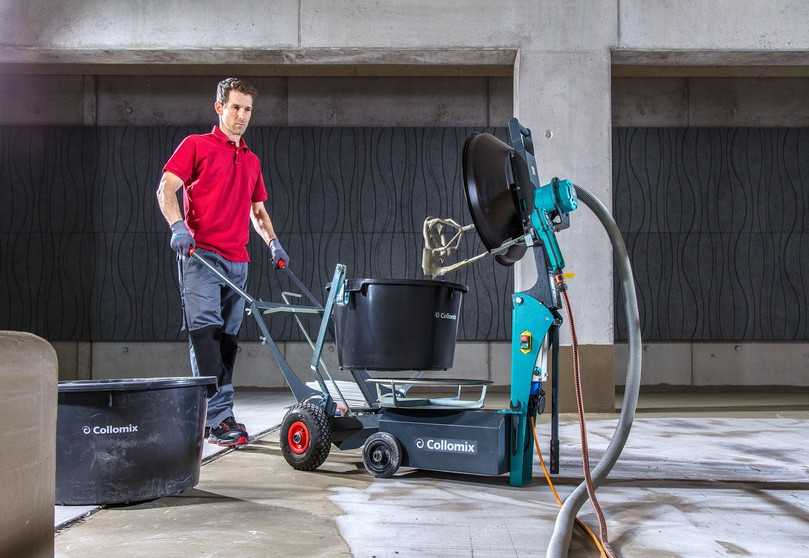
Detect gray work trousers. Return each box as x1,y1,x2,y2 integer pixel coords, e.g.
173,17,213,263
180,248,248,427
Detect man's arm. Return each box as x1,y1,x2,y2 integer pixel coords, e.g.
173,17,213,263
250,201,277,245
158,171,195,255
251,201,289,265
156,171,185,225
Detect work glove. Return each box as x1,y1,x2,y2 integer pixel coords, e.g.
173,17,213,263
169,220,195,256
269,238,289,268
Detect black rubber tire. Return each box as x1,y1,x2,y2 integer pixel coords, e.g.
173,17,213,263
362,432,402,478
280,402,332,471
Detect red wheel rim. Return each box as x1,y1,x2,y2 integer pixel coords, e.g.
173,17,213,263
287,421,310,455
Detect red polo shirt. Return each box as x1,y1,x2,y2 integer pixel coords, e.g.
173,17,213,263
163,126,268,262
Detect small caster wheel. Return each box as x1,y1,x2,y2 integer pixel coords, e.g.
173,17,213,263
280,402,332,471
362,432,402,478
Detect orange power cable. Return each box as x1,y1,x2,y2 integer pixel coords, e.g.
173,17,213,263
531,418,608,558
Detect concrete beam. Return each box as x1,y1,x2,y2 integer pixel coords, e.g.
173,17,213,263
613,49,809,67
612,49,809,78
613,65,809,79
0,47,517,77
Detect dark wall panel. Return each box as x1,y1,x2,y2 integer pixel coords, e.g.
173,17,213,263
0,126,513,342
614,128,809,341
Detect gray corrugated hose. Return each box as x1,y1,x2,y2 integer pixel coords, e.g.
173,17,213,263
545,185,642,558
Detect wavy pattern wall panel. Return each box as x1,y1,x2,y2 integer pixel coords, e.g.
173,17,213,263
0,126,512,342
613,128,809,341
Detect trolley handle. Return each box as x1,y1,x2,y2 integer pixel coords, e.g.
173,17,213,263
189,249,255,304
275,260,323,310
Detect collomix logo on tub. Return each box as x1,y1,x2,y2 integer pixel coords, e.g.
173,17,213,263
434,312,457,320
82,424,140,435
414,437,478,455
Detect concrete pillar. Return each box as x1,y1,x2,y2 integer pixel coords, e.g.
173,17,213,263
515,49,615,411
0,331,57,558
82,75,96,125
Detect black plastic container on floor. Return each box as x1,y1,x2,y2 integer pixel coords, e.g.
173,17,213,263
333,278,467,371
56,377,217,505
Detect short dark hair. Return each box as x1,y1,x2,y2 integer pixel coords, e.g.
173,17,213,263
216,77,258,105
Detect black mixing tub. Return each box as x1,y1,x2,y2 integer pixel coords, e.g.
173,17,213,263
333,278,467,370
56,377,216,505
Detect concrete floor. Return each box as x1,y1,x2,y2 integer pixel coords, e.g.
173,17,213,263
55,391,809,557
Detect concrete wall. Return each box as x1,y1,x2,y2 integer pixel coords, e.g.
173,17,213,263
1,1,300,49
4,1,809,396
612,77,809,388
0,0,623,349
618,1,809,50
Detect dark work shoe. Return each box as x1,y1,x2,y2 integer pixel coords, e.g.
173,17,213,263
208,416,249,447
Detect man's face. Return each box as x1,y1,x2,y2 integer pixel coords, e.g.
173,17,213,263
215,90,253,137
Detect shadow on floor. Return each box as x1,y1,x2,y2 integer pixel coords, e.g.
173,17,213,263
104,487,247,512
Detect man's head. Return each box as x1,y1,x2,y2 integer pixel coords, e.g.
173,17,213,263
215,77,258,138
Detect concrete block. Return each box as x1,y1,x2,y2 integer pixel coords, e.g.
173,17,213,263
287,77,489,126
91,342,190,379
489,342,511,386
417,342,489,381
619,1,809,50
488,77,514,127
0,75,84,125
52,341,79,381
77,342,92,379
300,0,617,50
613,343,692,386
231,342,287,389
611,78,688,127
284,341,341,383
516,49,613,345
1,1,299,48
449,342,489,380
693,343,809,386
0,332,57,558
689,78,809,127
97,76,288,126
52,342,91,381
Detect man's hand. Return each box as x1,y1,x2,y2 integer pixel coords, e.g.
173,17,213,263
269,238,289,268
170,220,195,256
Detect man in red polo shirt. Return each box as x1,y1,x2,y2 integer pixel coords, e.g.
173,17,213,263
156,77,288,446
